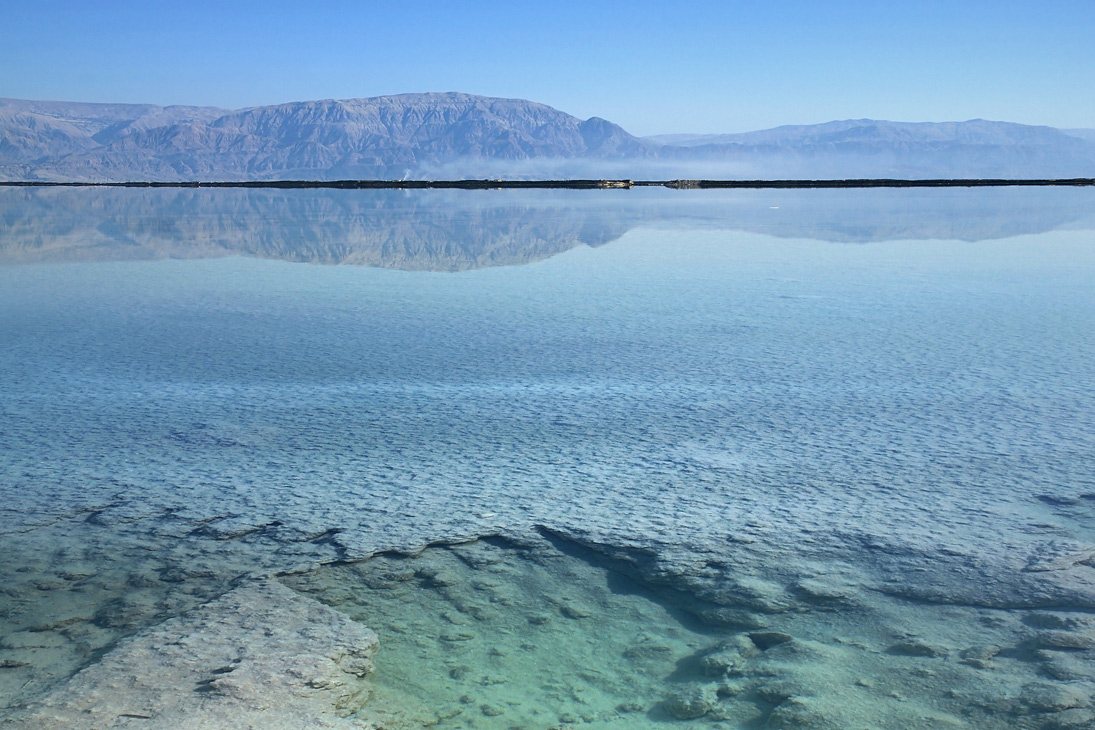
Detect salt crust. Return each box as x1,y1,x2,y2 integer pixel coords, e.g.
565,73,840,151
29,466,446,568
7,580,379,730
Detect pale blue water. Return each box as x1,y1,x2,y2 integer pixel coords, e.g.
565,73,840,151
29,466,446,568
1,187,1094,728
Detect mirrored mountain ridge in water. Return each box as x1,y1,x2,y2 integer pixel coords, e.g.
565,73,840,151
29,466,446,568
2,186,1094,269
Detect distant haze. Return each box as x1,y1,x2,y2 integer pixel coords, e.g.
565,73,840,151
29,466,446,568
2,93,1094,182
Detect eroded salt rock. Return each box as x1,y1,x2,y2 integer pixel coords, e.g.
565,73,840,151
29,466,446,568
1040,707,1095,730
887,639,949,658
723,576,792,613
1024,613,1095,631
1019,682,1091,714
765,696,840,730
1031,630,1095,651
662,683,719,719
792,577,858,605
691,605,768,629
958,644,1001,668
1037,651,1091,681
1026,541,1095,572
559,602,593,619
700,635,759,676
7,580,379,730
748,631,794,651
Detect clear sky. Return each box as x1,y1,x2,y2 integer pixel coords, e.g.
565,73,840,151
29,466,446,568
3,1,1093,135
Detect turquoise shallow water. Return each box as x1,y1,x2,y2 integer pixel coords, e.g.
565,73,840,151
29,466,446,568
1,187,1094,728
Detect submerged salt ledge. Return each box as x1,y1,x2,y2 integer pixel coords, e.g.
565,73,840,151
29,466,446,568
6,580,379,729
2,515,1094,729
2,435,1095,727
3,453,1094,726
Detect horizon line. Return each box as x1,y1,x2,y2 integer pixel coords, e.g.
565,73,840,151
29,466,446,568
3,178,1094,190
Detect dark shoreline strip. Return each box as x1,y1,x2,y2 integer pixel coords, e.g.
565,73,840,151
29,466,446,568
1,178,1093,190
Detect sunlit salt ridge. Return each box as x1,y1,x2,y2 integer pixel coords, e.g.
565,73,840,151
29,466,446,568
1,187,1094,728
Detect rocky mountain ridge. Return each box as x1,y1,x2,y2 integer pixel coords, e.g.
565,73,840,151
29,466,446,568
0,93,648,181
2,93,1093,180
645,119,1095,179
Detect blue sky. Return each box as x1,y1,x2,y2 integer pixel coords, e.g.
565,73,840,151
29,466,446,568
3,1,1093,135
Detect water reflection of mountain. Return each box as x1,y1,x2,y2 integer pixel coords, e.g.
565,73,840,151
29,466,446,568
1,186,1092,269
0,188,637,270
708,187,1095,244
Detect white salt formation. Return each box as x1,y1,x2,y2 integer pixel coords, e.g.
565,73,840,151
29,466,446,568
6,581,379,729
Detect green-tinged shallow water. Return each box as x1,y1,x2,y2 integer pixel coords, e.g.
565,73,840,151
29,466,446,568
284,534,1056,730
1,187,1094,728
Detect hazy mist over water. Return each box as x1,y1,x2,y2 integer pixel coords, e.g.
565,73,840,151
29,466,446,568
1,187,1094,728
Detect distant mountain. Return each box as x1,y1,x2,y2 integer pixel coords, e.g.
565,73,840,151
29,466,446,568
1,94,1093,181
0,93,650,182
1064,128,1095,143
645,119,1095,179
0,99,226,173
647,119,1089,148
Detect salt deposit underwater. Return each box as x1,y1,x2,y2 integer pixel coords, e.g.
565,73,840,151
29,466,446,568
1,187,1094,728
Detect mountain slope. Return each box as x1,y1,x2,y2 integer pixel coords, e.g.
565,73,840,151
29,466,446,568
1064,128,1095,143
645,119,1095,178
2,95,1093,181
1,93,651,181
647,119,1085,147
0,98,226,164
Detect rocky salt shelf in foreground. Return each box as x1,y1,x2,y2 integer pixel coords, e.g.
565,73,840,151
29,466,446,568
5,580,379,729
2,505,1095,729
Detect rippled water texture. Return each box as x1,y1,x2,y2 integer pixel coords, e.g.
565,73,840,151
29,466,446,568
1,187,1094,728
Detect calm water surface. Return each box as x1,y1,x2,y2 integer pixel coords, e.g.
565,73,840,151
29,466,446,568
1,187,1094,728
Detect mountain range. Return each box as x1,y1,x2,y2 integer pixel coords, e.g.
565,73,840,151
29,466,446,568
1,93,1093,181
